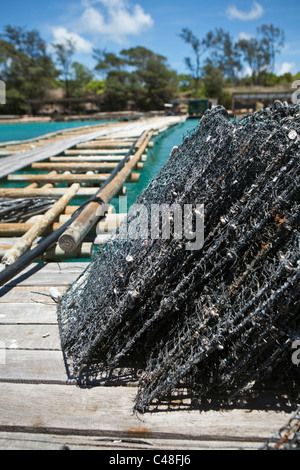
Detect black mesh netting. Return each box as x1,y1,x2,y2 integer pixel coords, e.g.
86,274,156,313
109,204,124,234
0,198,55,223
57,103,300,412
262,404,300,450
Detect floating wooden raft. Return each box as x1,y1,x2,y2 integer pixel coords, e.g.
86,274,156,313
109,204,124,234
0,116,185,270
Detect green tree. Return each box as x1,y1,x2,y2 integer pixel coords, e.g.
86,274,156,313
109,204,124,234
121,47,178,110
0,25,58,113
257,24,285,75
202,62,224,97
104,70,139,111
135,55,178,110
236,24,285,85
93,49,126,77
52,38,76,98
95,46,178,111
85,79,105,96
236,36,269,85
179,28,205,91
69,62,94,97
204,28,241,86
202,63,231,109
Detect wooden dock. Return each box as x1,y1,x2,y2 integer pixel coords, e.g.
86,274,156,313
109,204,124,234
0,262,295,450
0,116,295,450
0,116,183,264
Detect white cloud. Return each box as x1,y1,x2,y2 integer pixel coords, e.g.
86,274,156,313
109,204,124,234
275,62,296,75
237,32,254,41
227,1,264,21
237,65,253,79
79,0,154,43
52,27,93,53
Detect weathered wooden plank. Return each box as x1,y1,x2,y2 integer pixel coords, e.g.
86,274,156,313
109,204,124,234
0,350,138,386
0,261,88,276
0,262,87,291
0,286,66,303
0,351,66,383
0,431,261,450
0,261,83,272
0,324,60,349
0,383,292,445
0,302,57,324
0,273,77,287
0,272,80,287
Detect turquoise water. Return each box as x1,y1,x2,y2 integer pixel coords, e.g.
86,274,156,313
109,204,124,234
0,120,110,143
111,118,200,211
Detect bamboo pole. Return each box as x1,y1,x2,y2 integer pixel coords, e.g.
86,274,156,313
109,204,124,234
63,204,115,215
64,205,80,214
59,131,153,253
7,172,140,183
0,221,102,235
0,187,117,199
58,212,127,231
50,155,145,162
40,243,92,260
31,161,143,171
0,223,37,236
75,141,135,149
39,170,56,190
64,149,130,155
1,183,80,266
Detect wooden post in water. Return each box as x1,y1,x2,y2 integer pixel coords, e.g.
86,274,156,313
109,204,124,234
59,131,153,253
1,183,80,266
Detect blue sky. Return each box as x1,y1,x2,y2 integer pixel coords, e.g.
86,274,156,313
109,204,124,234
1,0,299,76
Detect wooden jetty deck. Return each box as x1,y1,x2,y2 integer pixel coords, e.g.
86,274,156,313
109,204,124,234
0,116,295,450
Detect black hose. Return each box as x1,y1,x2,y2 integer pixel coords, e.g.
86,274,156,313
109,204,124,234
0,133,144,288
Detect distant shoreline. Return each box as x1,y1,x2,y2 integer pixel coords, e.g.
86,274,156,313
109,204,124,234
0,110,171,124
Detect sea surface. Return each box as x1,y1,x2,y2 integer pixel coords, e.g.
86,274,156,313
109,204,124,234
0,120,111,143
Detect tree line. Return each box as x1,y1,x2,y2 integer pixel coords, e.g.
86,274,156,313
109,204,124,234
0,24,298,115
